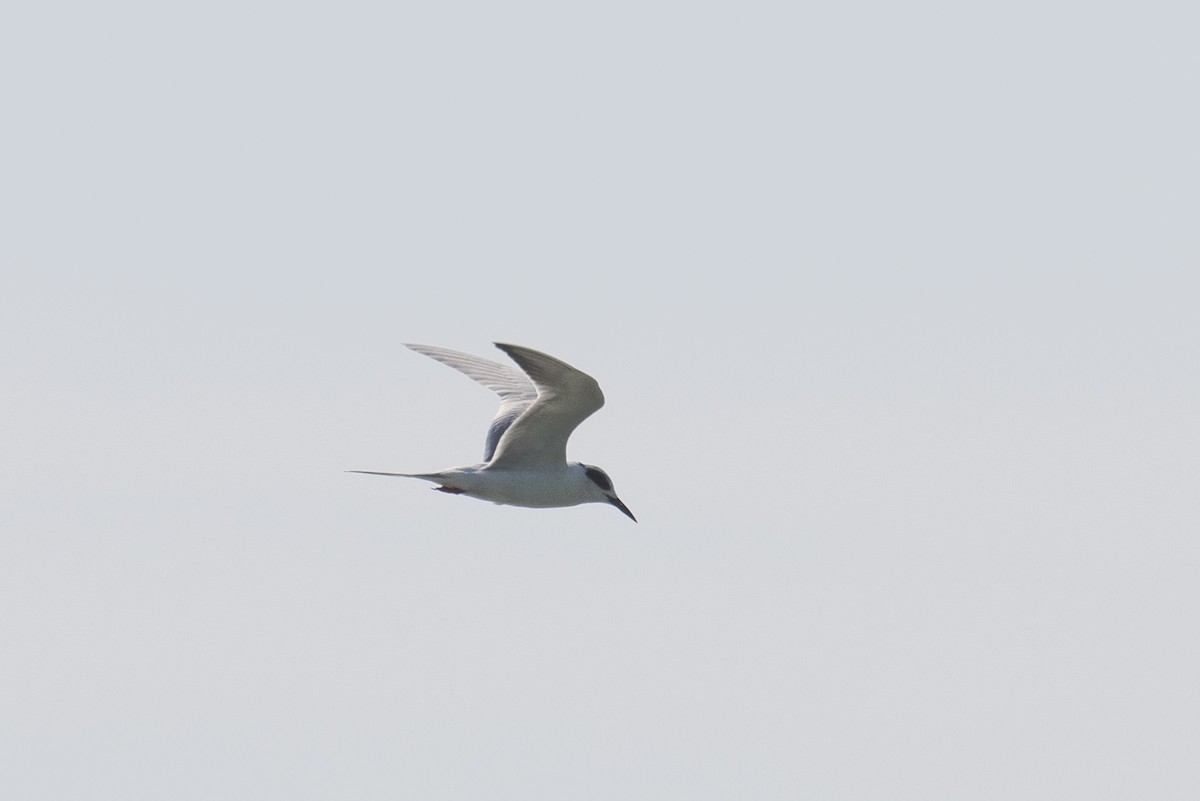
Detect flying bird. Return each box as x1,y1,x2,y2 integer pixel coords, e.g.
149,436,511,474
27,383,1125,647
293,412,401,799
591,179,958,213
351,343,636,522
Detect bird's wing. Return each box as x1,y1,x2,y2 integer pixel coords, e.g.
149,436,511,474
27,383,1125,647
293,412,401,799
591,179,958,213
405,343,537,461
486,343,605,469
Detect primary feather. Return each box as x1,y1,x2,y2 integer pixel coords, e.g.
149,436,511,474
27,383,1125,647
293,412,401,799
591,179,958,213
404,343,536,461
403,342,604,468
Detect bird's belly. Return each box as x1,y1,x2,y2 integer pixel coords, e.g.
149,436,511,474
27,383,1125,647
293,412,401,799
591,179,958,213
459,468,584,509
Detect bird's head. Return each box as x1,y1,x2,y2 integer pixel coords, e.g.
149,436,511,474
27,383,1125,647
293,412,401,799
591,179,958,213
578,463,636,522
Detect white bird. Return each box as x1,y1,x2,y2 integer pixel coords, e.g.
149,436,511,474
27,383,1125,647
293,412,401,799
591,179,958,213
351,343,636,522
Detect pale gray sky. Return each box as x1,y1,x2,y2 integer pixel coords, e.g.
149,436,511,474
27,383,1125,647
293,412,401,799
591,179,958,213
2,1,1198,799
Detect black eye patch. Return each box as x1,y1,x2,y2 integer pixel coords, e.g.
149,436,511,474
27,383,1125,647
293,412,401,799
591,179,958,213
584,466,612,491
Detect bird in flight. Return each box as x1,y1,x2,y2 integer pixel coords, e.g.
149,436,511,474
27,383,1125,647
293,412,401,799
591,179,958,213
351,343,636,522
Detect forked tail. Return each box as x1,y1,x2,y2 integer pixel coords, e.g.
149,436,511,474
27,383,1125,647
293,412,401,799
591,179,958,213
348,470,465,494
347,470,441,481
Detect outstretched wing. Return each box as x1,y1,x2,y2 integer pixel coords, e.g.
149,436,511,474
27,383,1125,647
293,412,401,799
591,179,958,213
487,343,605,469
405,343,537,461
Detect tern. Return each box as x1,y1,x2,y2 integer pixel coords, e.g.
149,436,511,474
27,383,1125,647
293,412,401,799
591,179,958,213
351,343,636,522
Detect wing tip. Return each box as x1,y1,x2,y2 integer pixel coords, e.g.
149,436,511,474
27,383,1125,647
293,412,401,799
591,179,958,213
494,342,537,366
494,342,555,365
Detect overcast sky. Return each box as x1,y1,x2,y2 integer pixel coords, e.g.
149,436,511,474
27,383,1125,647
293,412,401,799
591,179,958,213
2,1,1198,799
